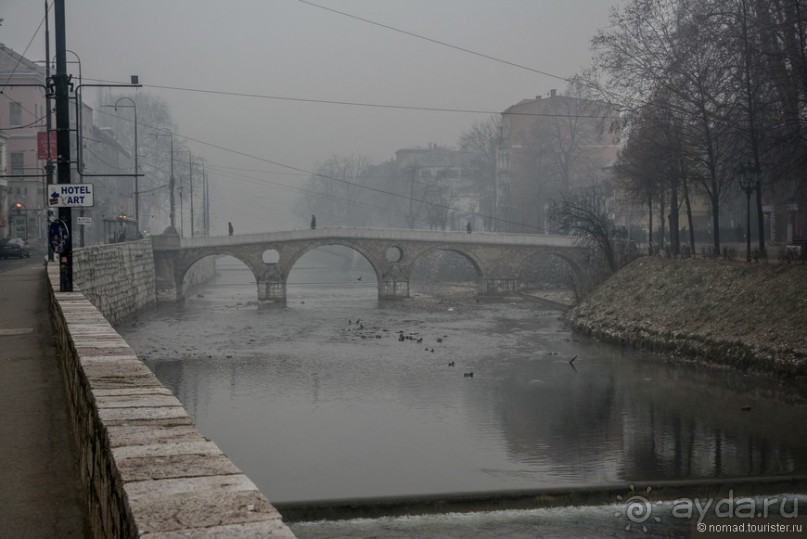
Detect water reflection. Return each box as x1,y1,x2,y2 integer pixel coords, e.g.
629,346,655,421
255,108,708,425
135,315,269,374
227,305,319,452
120,259,807,504
494,339,807,485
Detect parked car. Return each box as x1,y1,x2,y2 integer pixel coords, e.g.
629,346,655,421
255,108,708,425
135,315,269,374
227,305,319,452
0,238,31,258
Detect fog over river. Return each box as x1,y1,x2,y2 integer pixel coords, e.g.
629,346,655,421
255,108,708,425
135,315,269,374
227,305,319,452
118,256,807,538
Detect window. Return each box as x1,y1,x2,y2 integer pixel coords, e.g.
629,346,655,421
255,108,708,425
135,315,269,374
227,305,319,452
10,102,22,126
10,152,25,175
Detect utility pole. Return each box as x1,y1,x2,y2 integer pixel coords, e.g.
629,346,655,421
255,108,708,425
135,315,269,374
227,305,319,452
188,151,194,237
54,0,72,291
202,163,209,236
44,0,55,261
44,1,53,188
155,128,175,231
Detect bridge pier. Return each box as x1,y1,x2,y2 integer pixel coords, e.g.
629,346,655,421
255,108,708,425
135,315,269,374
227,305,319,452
379,279,409,300
481,278,519,296
257,279,287,306
152,228,181,302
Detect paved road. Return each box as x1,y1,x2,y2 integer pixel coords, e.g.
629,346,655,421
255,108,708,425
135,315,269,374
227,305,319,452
0,253,90,538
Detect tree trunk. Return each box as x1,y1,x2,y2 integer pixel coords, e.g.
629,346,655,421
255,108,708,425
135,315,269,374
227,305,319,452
647,192,654,255
669,178,680,255
711,194,721,254
682,173,696,253
659,189,667,251
740,0,766,256
406,168,418,229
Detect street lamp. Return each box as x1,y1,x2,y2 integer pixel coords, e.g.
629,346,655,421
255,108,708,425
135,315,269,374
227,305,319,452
12,202,29,241
154,127,176,232
201,162,208,236
738,162,758,262
172,149,193,238
111,97,138,226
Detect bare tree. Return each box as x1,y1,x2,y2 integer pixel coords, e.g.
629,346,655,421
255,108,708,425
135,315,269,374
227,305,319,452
295,154,374,227
94,90,181,233
498,81,617,234
549,185,620,273
593,0,742,252
458,115,502,230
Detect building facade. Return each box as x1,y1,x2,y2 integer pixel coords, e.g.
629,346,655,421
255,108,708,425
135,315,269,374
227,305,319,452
392,143,481,231
496,89,621,234
0,43,51,245
1,43,133,247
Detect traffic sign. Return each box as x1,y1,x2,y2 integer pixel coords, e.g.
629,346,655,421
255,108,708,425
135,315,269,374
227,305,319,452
77,216,93,226
48,184,94,207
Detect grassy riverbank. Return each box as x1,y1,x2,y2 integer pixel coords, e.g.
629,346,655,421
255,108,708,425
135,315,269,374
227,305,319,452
567,257,807,378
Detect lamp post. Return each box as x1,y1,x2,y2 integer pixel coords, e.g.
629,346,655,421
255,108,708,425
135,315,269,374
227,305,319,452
112,97,138,226
202,162,208,236
13,202,29,241
738,162,757,262
173,149,193,237
188,151,194,237
154,128,175,232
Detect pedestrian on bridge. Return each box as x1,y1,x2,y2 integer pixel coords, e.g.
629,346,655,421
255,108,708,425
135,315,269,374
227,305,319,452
311,215,316,229
228,222,234,236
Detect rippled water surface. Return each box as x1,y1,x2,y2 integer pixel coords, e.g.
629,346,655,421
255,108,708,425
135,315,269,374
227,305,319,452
118,257,807,537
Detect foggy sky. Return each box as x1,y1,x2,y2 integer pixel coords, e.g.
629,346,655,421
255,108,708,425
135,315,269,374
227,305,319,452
1,0,619,233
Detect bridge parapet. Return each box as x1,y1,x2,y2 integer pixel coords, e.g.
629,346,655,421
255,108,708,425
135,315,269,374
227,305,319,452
172,227,577,249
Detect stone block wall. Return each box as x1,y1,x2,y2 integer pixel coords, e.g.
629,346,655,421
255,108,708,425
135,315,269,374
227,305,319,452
47,265,295,538
72,241,157,325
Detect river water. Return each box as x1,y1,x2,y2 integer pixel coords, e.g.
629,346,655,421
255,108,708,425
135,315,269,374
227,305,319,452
118,256,807,538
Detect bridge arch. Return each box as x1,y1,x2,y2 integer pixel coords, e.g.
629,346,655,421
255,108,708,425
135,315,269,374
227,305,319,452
281,240,384,285
408,246,484,295
175,249,265,290
518,250,586,290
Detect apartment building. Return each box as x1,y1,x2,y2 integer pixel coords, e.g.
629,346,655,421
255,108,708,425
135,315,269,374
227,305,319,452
496,89,620,234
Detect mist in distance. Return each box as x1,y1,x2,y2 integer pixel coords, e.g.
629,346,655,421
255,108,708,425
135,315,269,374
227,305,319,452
1,0,617,234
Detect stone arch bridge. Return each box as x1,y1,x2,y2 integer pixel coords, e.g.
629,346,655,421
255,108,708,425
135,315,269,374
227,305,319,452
151,227,585,305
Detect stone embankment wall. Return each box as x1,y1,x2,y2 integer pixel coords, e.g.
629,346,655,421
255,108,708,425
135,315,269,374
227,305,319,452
47,264,295,538
72,241,157,325
73,240,216,323
568,257,807,377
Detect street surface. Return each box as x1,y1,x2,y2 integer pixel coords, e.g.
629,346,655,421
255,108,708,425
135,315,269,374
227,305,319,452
0,251,90,538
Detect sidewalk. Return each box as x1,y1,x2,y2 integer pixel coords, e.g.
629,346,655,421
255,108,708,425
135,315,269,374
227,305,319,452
0,260,90,538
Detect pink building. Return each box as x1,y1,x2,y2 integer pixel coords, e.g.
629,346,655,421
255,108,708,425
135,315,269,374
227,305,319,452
0,43,50,244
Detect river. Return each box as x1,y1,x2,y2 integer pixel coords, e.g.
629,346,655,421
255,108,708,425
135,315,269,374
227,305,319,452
117,255,807,538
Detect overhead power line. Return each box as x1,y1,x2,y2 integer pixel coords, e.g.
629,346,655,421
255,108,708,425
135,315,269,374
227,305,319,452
0,111,47,130
294,0,653,115
0,2,52,93
85,78,615,120
96,106,548,232
297,0,572,84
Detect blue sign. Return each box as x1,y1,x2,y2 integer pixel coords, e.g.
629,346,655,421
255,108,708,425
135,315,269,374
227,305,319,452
49,219,70,254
